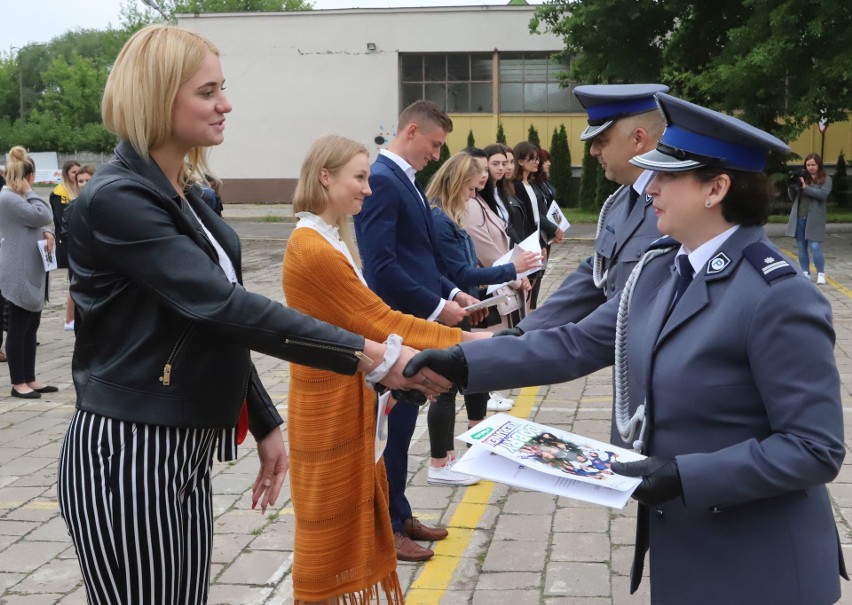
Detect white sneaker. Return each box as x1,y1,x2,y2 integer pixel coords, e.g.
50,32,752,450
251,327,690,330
803,271,811,280
64,321,75,331
427,464,480,486
817,273,826,285
487,392,513,412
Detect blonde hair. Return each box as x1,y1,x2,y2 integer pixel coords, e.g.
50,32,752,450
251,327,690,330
292,135,368,267
425,153,479,227
102,24,219,187
5,146,35,190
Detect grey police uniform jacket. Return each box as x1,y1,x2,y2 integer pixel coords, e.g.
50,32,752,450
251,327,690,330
462,225,846,604
518,182,660,331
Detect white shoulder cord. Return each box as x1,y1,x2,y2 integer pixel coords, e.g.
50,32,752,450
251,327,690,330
591,186,624,289
614,245,675,452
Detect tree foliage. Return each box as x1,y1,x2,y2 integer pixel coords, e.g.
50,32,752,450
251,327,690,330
549,124,572,207
0,0,312,153
467,130,476,148
496,122,506,144
527,124,540,147
531,0,852,144
835,151,849,208
578,141,598,211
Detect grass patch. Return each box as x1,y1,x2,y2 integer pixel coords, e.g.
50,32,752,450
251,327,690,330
259,215,287,223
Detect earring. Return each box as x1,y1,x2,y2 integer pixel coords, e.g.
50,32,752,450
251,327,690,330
705,199,712,208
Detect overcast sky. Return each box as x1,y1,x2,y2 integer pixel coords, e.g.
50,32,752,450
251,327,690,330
3,0,540,53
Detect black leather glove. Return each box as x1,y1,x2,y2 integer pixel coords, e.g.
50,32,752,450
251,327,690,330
611,456,683,506
373,385,427,406
492,327,524,338
402,345,469,391
390,389,427,406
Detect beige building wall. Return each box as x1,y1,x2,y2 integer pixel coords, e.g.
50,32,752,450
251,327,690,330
179,8,852,203
179,6,564,202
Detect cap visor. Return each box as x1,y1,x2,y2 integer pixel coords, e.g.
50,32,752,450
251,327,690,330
580,121,613,141
630,149,702,172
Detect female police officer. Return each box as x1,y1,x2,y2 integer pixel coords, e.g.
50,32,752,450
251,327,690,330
405,93,847,604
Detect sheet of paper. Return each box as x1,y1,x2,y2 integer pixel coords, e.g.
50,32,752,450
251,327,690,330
375,391,391,463
546,200,571,233
457,413,644,492
37,240,58,272
486,231,544,295
463,293,511,312
453,445,635,508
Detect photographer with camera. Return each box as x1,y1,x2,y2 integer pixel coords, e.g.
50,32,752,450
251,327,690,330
786,153,833,283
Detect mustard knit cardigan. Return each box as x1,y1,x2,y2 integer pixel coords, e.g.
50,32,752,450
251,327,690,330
283,227,462,604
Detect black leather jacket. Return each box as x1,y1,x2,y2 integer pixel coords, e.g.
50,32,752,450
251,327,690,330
67,142,365,439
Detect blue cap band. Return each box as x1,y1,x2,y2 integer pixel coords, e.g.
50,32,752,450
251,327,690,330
585,97,660,123
662,125,767,172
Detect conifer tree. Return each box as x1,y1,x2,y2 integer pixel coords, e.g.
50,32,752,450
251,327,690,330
834,151,849,207
496,122,506,144
527,124,540,147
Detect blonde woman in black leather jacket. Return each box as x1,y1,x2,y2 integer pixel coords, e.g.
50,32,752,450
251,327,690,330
57,24,448,605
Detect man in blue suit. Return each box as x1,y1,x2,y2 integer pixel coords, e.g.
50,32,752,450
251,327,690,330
355,100,480,562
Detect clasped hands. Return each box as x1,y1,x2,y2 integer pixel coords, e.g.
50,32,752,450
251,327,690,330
401,337,684,507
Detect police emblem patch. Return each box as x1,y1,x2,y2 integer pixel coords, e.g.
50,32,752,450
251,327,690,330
706,252,731,275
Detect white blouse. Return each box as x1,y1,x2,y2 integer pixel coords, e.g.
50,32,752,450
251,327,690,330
294,211,367,286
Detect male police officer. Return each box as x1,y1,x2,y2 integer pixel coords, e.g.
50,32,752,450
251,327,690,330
516,84,668,448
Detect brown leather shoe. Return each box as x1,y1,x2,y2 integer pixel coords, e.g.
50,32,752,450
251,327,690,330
394,531,433,562
404,517,448,542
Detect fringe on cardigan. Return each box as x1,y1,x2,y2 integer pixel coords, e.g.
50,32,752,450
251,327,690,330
295,569,404,605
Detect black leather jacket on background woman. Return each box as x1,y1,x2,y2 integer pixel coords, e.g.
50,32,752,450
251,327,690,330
67,141,365,440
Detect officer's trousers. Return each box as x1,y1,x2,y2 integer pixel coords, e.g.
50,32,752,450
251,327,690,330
58,409,217,605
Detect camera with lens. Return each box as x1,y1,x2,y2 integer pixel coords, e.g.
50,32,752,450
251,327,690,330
787,168,808,186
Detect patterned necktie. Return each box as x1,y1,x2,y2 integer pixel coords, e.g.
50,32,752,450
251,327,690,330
672,255,694,308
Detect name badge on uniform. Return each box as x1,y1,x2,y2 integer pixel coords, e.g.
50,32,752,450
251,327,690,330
706,252,731,275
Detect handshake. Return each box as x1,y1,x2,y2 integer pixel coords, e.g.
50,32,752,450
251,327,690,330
392,327,684,506
389,327,525,402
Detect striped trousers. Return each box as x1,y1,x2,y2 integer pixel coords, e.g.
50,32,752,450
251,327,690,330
58,409,219,605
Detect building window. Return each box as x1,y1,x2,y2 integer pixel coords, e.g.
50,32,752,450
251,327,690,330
400,53,493,113
498,53,579,113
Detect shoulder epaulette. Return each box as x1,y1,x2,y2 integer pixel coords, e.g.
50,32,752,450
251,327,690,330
646,235,678,251
742,242,797,284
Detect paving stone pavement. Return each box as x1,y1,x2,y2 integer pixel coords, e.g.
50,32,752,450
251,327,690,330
1,219,852,604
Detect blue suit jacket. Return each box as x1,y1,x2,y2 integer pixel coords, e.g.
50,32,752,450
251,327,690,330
354,154,456,318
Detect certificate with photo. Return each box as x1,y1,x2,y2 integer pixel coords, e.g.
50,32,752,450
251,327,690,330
452,413,645,507
546,200,571,233
37,240,58,272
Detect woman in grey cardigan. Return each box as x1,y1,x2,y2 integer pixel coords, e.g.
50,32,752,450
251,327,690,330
786,152,833,284
0,146,57,398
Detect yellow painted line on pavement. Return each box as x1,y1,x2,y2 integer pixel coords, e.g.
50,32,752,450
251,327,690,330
780,247,852,299
406,385,540,604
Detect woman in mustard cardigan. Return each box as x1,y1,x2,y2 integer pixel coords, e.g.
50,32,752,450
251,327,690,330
283,135,485,604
